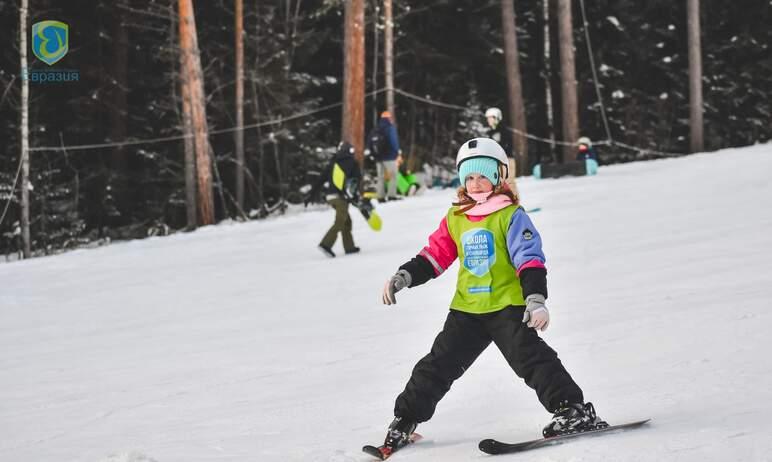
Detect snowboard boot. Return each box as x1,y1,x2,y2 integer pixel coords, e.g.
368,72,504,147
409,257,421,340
542,402,608,437
384,416,417,450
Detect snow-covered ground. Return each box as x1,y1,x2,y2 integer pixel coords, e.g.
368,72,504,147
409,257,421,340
2,144,771,462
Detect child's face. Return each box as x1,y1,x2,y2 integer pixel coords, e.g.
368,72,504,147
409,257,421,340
465,174,494,193
486,116,497,128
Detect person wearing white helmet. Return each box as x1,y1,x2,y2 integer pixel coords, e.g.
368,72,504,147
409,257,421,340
484,107,518,195
576,136,598,162
485,106,503,124
369,137,607,456
484,107,513,156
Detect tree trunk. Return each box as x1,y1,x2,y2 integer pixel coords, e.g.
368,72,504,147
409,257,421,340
557,0,578,162
234,0,245,210
542,0,556,162
342,0,366,164
250,74,266,215
384,0,395,123
179,0,214,225
251,6,266,214
181,75,197,229
110,4,129,223
371,2,379,128
501,0,528,175
175,5,197,230
19,0,31,258
687,0,704,153
409,100,416,155
167,4,196,228
271,134,286,211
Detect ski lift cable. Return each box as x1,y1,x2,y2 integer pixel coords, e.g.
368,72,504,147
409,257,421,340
394,88,686,158
578,0,613,145
24,84,682,159
26,100,345,152
28,85,580,154
393,88,596,147
613,140,685,158
576,0,684,158
28,88,390,153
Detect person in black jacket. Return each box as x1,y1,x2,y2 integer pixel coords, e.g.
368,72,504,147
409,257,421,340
575,137,599,162
484,107,513,156
485,107,519,197
307,141,362,258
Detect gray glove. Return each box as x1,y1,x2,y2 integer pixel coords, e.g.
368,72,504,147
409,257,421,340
382,270,412,305
522,294,550,331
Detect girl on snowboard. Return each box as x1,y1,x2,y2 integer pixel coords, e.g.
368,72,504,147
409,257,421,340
378,137,607,451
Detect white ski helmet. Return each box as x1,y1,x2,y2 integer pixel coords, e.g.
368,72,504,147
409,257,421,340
456,138,510,181
485,107,503,123
577,136,592,147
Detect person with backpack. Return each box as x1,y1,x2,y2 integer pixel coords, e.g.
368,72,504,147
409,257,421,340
371,137,607,457
366,111,402,202
484,107,513,156
307,141,362,258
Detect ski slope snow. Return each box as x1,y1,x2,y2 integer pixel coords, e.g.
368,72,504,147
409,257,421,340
2,143,771,461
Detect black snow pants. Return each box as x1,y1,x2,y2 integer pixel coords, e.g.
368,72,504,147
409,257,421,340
394,306,583,423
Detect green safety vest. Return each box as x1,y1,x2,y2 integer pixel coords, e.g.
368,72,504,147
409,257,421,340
445,204,525,314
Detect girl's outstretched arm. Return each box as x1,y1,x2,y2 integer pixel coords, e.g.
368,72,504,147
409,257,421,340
398,216,458,288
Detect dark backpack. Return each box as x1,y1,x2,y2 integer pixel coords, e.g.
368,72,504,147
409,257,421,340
369,127,390,158
330,160,361,202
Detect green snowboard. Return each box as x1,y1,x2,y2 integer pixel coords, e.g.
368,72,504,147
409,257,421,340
355,199,382,231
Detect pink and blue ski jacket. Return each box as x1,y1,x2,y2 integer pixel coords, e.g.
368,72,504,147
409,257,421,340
397,194,548,303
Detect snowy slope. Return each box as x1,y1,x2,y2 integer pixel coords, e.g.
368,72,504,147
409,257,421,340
2,144,771,462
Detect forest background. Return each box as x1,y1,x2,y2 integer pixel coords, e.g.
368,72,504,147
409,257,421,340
0,0,769,256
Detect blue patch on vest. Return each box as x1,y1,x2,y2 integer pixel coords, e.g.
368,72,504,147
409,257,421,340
462,228,496,277
468,286,492,294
